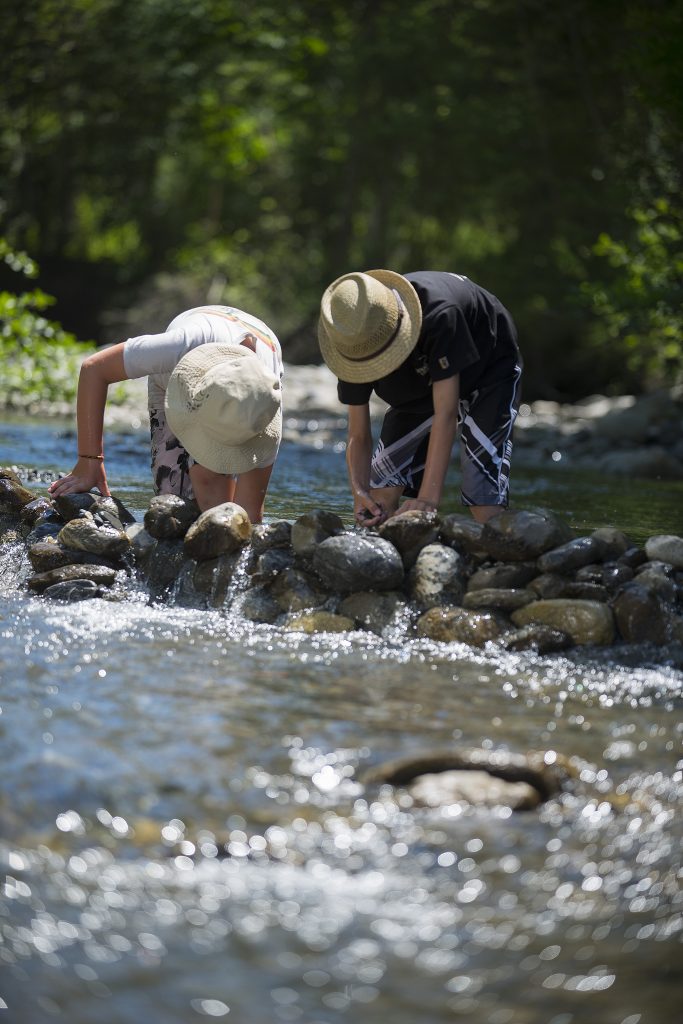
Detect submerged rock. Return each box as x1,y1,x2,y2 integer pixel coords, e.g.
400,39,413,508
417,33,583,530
409,770,542,810
42,579,101,602
283,610,355,634
499,623,573,654
338,590,407,633
463,587,536,613
27,563,118,593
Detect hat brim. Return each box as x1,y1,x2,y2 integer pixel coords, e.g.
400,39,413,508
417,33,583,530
318,269,423,383
165,344,282,476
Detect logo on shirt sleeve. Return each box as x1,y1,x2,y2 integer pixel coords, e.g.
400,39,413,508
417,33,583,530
438,356,450,370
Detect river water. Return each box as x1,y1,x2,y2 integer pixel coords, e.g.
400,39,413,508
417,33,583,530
0,416,681,1024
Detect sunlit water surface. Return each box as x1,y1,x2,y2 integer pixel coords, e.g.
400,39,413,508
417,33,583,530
0,416,681,1024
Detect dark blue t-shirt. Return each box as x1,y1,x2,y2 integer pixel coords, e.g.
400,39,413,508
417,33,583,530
337,272,519,412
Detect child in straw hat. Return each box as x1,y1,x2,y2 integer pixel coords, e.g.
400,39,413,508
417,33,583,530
48,305,283,523
318,270,522,526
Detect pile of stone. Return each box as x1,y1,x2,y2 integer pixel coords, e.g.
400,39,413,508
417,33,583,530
2,466,682,653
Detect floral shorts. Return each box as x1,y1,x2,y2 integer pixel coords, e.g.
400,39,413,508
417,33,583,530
149,408,196,500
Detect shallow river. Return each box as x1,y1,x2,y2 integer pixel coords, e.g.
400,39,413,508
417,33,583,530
0,417,681,1024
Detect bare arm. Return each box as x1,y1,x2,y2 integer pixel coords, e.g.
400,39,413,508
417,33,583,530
48,343,129,498
346,404,385,525
399,374,460,515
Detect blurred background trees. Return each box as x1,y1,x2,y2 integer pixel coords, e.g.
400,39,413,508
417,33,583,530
1,0,681,399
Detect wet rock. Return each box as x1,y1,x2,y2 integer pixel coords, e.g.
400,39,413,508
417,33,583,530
378,509,440,568
192,552,242,607
601,563,635,589
183,502,252,561
42,579,101,603
27,563,118,593
417,606,503,646
467,562,537,591
409,770,542,810
528,572,568,599
438,514,487,557
618,546,647,570
58,513,131,559
271,567,325,613
612,582,670,644
511,599,616,645
313,534,404,593
574,564,604,584
645,534,683,569
463,587,536,613
241,586,282,624
52,491,134,526
291,510,344,562
27,539,119,574
633,564,677,603
0,471,36,509
362,747,568,801
126,524,156,568
590,527,631,559
143,494,199,539
249,520,292,559
561,581,610,602
408,543,466,609
89,495,137,530
248,547,295,584
338,591,407,634
537,535,608,574
283,610,355,634
499,624,573,654
19,497,52,528
145,539,188,594
481,509,574,562
25,511,63,546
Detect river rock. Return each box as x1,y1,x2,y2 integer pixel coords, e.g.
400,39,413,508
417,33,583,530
52,491,135,526
537,535,609,574
378,509,440,568
644,534,683,569
601,563,635,589
633,564,677,603
481,509,574,562
528,572,569,599
20,497,53,527
27,563,118,593
249,520,292,559
591,527,631,559
241,586,282,624
183,502,252,561
192,552,242,607
438,514,487,557
619,546,648,570
126,523,156,567
408,543,466,609
144,495,199,539
499,624,573,653
271,567,325,613
408,770,542,810
283,610,355,634
313,534,404,593
290,509,344,562
25,511,64,546
144,538,188,594
27,539,119,574
42,579,101,603
612,582,670,644
417,606,503,646
463,587,536,612
467,561,537,591
511,599,616,645
338,591,407,633
248,547,295,584
561,581,610,602
58,514,131,559
0,471,36,509
89,495,136,529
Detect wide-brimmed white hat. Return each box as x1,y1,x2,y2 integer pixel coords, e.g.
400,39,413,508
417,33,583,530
165,344,282,475
318,269,423,382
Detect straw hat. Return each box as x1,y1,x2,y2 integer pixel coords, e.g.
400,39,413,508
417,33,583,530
318,269,423,382
165,344,282,475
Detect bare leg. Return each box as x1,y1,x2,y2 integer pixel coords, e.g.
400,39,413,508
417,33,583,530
470,505,504,524
189,464,236,512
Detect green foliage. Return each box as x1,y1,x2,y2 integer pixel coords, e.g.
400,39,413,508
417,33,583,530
0,239,93,407
582,200,683,387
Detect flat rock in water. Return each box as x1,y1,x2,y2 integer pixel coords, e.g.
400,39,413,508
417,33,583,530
28,540,118,574
417,606,503,646
500,623,573,653
463,587,536,612
481,509,574,562
183,502,252,561
314,534,404,593
27,563,118,593
511,598,615,645
283,610,355,634
408,770,542,810
438,514,487,557
42,579,100,602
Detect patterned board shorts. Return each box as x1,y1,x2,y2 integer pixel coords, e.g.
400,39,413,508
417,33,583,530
369,356,523,507
149,408,228,501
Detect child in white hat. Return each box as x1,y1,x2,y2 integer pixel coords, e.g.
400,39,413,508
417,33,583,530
49,305,283,523
318,270,522,526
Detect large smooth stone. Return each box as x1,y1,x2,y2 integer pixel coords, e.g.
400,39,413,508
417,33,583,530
408,543,465,609
438,514,487,556
537,535,609,574
27,563,118,593
241,586,282,624
378,509,440,568
291,510,344,561
481,509,574,562
28,540,118,574
511,599,615,645
248,547,294,584
144,539,188,592
500,624,573,654
42,579,100,603
183,502,252,561
467,562,537,591
0,472,36,509
409,770,541,810
271,568,325,612
644,534,683,569
591,527,631,559
249,520,292,559
612,582,670,644
144,495,199,539
57,515,131,559
192,552,242,607
463,587,536,612
417,606,503,646
283,611,355,634
313,534,404,593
